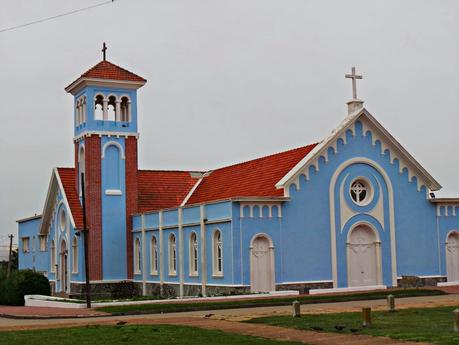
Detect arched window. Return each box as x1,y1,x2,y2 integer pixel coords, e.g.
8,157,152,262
72,236,78,273
104,144,121,190
189,232,198,276
81,97,87,123
78,146,85,196
150,236,158,275
94,94,104,120
134,238,141,274
212,230,223,276
107,95,116,121
76,99,81,125
59,208,67,232
120,96,131,122
51,240,56,272
169,234,177,275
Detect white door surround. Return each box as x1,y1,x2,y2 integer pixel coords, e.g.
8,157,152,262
446,231,459,283
347,223,382,287
250,233,275,293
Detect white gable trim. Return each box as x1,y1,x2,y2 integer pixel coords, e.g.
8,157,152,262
276,108,441,194
39,168,77,234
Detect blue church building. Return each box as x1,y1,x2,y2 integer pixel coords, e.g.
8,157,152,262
17,53,459,297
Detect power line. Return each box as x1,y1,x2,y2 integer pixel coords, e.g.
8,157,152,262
0,0,115,34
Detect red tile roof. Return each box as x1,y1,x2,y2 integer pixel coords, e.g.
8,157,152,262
138,170,199,213
56,143,318,217
186,143,318,205
57,168,84,229
69,60,146,86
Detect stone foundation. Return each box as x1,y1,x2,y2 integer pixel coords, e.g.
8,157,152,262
140,282,251,298
397,276,447,288
276,281,334,294
70,280,142,299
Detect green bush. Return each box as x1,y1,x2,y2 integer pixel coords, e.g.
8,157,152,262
0,269,51,306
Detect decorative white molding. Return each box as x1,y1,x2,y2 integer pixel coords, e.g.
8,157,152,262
240,202,282,218
276,108,442,195
73,131,139,143
101,140,126,159
309,285,387,295
329,157,397,288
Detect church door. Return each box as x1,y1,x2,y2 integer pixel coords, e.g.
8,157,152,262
446,232,459,282
348,225,380,287
250,235,275,293
60,240,68,293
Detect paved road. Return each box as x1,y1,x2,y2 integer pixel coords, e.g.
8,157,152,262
0,293,458,330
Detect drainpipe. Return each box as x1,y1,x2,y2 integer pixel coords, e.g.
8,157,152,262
159,211,164,296
200,205,207,297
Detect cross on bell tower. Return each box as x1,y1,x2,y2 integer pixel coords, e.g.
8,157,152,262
345,67,364,115
102,42,107,61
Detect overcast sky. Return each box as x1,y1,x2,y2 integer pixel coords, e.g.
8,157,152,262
0,0,458,244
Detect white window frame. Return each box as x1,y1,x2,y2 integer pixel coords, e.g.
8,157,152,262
189,232,198,276
134,238,141,274
212,229,223,277
72,236,78,274
150,236,158,275
50,240,56,272
39,235,46,252
168,234,177,276
22,237,30,253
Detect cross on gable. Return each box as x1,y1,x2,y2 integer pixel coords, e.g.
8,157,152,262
345,67,363,100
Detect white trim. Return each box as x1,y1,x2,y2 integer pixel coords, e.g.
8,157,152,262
437,281,459,287
309,285,387,295
276,108,442,192
65,77,146,95
278,280,333,285
181,177,204,206
105,189,122,196
101,140,126,159
73,131,139,142
329,157,397,288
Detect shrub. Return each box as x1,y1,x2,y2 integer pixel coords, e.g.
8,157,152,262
0,269,51,306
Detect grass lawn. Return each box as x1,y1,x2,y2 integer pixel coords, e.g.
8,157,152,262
247,306,459,345
0,324,306,345
96,288,444,315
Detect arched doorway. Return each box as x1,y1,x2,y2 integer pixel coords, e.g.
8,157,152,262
250,234,275,292
446,231,459,282
60,240,68,293
347,224,381,287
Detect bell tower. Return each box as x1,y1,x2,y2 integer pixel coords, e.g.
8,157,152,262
65,44,146,280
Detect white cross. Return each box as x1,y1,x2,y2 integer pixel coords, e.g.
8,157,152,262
351,182,366,203
345,67,363,100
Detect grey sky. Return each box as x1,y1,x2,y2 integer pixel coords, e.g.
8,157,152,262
1,0,458,244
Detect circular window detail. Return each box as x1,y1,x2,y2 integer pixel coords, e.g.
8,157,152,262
350,179,372,206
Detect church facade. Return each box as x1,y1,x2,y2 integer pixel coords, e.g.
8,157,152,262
17,55,459,297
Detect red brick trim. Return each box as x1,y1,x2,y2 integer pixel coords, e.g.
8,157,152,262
85,136,103,280
125,137,138,279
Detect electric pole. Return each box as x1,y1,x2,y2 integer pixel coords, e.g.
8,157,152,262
7,234,13,278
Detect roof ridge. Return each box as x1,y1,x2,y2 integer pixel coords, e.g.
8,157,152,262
139,169,203,173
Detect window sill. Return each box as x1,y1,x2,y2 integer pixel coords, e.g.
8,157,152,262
212,274,224,278
168,273,177,277
72,271,78,275
134,271,141,275
189,273,199,277
105,189,122,196
150,272,159,276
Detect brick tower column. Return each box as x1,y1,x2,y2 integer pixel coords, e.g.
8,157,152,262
84,135,103,280
125,136,138,279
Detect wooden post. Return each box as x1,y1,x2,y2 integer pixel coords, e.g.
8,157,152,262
453,309,459,333
6,234,13,278
362,307,372,327
387,294,395,312
81,173,91,308
292,300,301,318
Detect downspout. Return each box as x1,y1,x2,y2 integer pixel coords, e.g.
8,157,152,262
159,211,164,296
200,205,207,297
141,214,146,296
178,207,184,298
436,205,442,276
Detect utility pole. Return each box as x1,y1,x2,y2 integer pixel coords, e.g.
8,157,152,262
7,234,13,278
81,173,91,308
